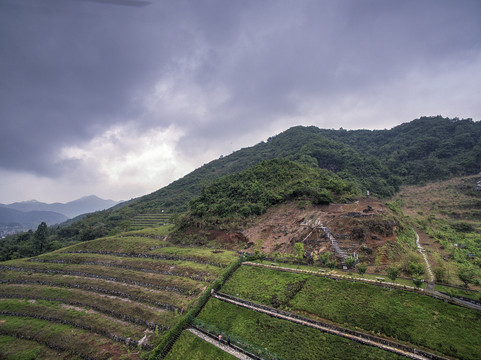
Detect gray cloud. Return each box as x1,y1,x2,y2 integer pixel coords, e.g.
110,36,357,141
76,0,151,7
1,0,481,202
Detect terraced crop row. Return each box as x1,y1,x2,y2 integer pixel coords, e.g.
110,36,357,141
34,251,223,279
130,213,171,228
61,236,238,265
61,249,230,267
29,258,215,282
0,264,203,297
0,272,189,311
0,315,142,360
0,234,239,359
0,287,170,330
0,304,151,350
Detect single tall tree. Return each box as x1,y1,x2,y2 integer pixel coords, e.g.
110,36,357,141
457,265,476,288
294,242,305,264
34,222,48,254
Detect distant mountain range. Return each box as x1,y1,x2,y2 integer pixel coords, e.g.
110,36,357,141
0,196,121,232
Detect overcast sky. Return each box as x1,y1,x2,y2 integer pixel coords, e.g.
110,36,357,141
1,0,481,204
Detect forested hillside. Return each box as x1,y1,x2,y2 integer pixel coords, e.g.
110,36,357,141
2,116,480,260
315,116,481,184
189,159,356,219
125,115,481,215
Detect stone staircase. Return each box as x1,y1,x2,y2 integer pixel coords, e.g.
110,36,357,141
320,225,347,259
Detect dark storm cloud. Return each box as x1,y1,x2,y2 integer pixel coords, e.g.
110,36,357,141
77,0,151,7
1,0,174,174
172,0,481,153
1,0,480,189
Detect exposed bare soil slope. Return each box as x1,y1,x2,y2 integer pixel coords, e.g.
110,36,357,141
241,198,398,263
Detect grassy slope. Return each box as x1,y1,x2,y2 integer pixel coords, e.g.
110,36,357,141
221,265,481,359
197,298,405,360
0,229,239,359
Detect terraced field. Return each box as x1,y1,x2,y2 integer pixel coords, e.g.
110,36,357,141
195,298,407,360
130,213,172,229
3,230,479,359
216,264,481,360
0,229,238,359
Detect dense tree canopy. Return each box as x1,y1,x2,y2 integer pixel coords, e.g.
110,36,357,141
189,159,357,219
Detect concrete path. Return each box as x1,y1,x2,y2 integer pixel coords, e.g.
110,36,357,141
414,230,435,292
187,328,256,360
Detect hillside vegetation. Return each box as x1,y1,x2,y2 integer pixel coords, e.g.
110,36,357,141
189,159,356,219
2,116,480,261
395,175,481,287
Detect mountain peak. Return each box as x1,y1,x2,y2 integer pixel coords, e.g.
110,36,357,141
1,196,120,219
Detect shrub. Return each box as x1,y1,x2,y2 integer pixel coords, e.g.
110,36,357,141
386,266,400,283
356,263,368,277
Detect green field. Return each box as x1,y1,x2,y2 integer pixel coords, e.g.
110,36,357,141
0,335,74,360
196,298,405,360
222,265,481,359
0,231,239,359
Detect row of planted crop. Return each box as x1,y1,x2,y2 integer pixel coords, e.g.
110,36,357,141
0,315,135,360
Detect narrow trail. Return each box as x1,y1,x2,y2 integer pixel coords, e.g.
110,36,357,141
213,293,446,360
415,231,435,287
187,328,256,360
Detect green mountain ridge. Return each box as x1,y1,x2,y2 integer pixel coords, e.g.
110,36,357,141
120,115,481,215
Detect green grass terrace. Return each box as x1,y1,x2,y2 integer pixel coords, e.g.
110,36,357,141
219,264,481,360
0,231,239,359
